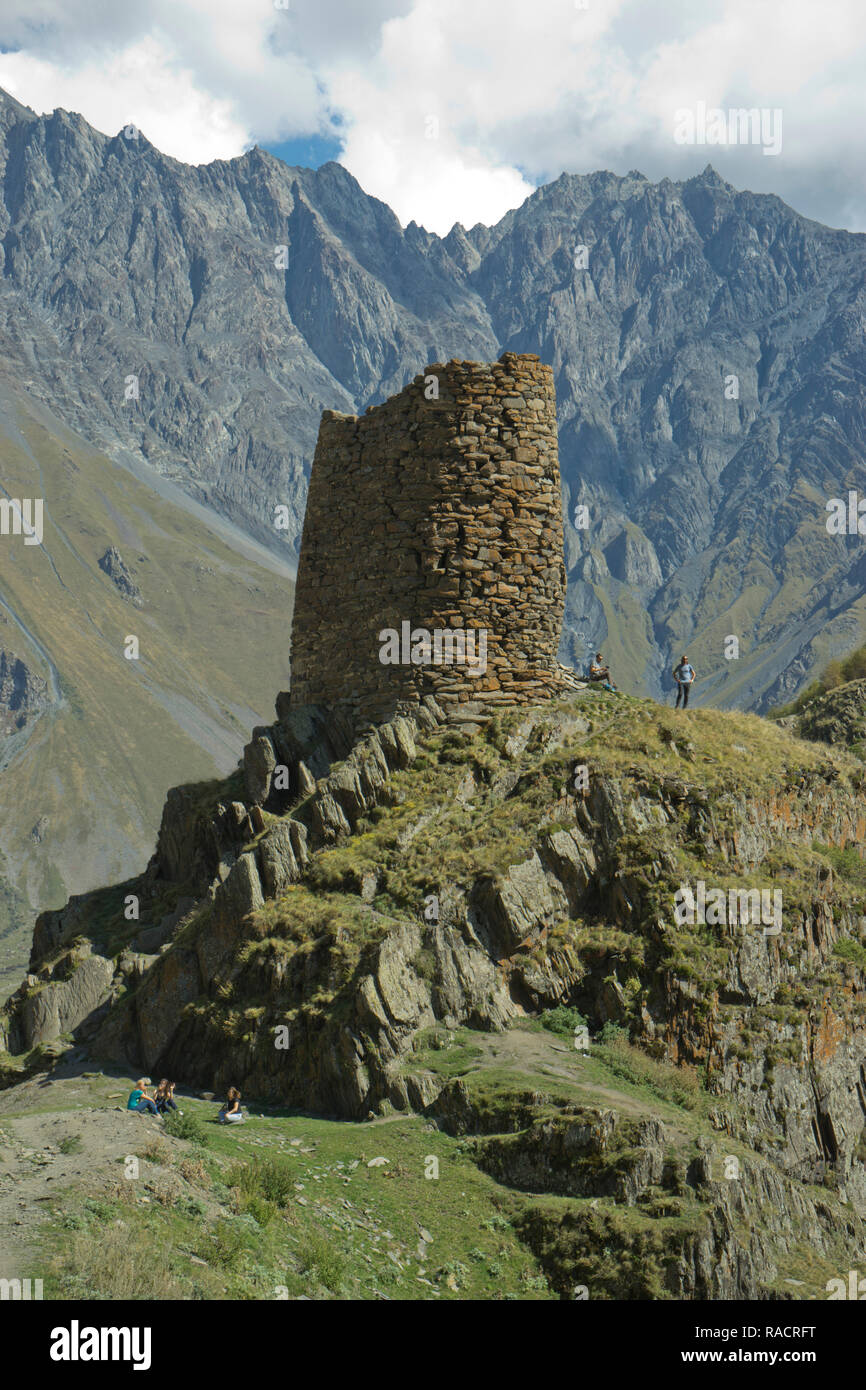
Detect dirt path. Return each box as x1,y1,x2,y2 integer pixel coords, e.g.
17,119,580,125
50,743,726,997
0,1067,184,1282
475,1027,688,1129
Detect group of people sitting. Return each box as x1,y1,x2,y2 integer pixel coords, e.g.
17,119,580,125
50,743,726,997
586,651,696,707
126,1078,180,1116
126,1079,245,1124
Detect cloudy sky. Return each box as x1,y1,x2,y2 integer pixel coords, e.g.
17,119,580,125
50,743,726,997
0,0,864,236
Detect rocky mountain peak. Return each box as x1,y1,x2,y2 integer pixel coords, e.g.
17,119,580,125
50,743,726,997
0,92,863,712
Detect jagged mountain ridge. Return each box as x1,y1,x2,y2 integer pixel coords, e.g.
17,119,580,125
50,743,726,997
2,88,866,710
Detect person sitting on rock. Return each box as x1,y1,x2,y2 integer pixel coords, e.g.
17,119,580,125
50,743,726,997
588,652,610,682
127,1078,158,1116
588,652,618,691
155,1079,181,1115
218,1087,244,1124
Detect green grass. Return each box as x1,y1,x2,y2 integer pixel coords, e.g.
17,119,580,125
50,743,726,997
41,1099,553,1301
407,1027,484,1079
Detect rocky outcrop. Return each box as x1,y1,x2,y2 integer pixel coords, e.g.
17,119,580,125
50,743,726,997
97,546,142,605
514,1118,866,1300
4,689,866,1272
788,679,866,753
430,1069,866,1299
0,650,49,736
2,946,115,1051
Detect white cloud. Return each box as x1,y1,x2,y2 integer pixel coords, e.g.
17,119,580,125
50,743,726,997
0,0,865,232
0,38,249,164
0,0,328,162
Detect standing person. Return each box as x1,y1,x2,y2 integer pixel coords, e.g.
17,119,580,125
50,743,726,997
218,1087,244,1124
673,655,696,709
127,1078,158,1116
155,1079,181,1115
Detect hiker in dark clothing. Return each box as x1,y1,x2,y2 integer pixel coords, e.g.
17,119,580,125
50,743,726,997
155,1079,181,1115
673,655,696,709
218,1087,244,1124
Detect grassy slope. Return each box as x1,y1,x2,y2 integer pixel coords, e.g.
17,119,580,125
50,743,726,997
0,386,295,994
0,1016,855,1301
0,1067,550,1301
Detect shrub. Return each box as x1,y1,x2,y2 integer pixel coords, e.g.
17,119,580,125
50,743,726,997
225,1155,295,1208
597,1021,628,1045
834,938,866,970
539,1005,587,1038
163,1111,209,1146
596,1030,700,1110
140,1136,171,1166
200,1217,254,1271
178,1157,211,1187
297,1230,345,1294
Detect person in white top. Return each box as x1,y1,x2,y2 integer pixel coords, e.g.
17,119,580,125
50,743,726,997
673,655,695,709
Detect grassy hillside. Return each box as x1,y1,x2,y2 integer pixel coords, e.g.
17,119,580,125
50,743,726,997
0,1020,857,1302
4,684,866,1297
0,380,295,995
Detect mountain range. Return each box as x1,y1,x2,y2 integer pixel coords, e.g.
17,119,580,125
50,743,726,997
2,83,866,987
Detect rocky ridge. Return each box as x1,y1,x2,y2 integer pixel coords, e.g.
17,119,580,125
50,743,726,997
2,687,866,1296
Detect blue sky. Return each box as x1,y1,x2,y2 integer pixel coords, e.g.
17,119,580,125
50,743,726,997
263,134,343,171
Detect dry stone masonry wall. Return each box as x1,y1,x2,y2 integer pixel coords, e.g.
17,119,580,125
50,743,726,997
288,352,568,726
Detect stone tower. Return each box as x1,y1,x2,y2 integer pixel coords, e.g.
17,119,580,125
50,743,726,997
288,351,568,727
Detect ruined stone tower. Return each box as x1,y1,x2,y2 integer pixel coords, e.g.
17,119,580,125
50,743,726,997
288,352,568,726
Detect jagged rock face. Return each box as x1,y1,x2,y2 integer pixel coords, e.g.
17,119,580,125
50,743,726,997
0,650,49,735
791,680,866,752
431,1076,864,1295
511,1130,866,1300
97,546,142,605
290,352,567,726
2,88,866,707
